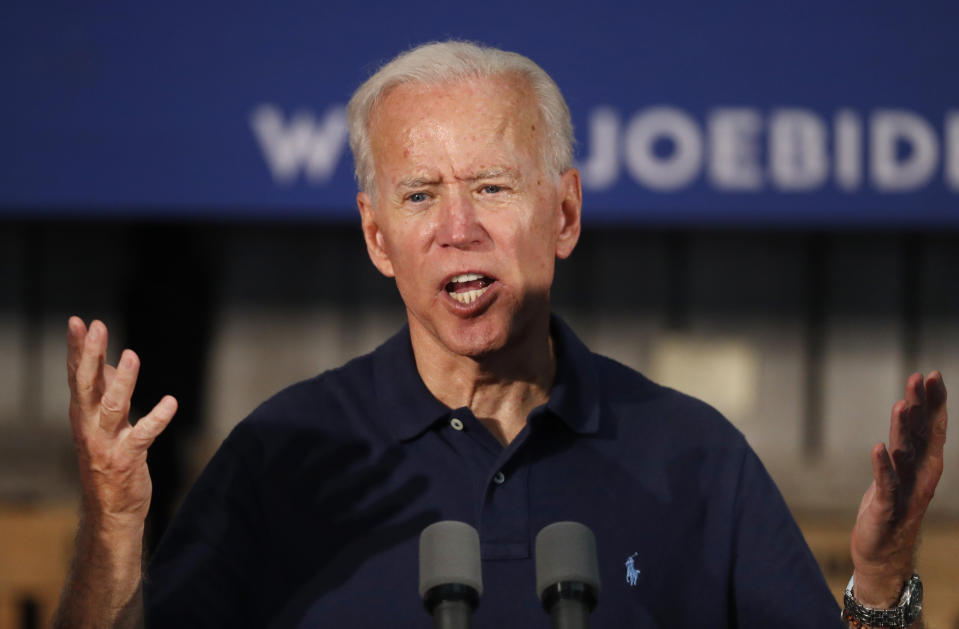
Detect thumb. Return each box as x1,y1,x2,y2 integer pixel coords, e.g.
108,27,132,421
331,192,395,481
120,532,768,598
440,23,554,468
129,396,178,451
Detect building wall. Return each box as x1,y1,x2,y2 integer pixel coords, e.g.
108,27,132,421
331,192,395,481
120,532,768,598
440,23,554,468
1,221,957,626
0,224,956,516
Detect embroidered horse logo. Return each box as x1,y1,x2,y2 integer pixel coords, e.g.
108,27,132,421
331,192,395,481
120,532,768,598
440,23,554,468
625,552,640,586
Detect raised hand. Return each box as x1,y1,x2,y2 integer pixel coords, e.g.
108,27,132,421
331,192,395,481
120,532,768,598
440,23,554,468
67,317,178,525
850,371,948,608
56,317,178,628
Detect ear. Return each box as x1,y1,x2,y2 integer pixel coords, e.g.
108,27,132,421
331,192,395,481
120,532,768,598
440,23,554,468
554,167,582,260
357,192,395,278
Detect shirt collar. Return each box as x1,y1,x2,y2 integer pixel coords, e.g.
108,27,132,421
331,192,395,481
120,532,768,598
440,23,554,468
374,315,602,442
544,315,602,435
373,326,450,442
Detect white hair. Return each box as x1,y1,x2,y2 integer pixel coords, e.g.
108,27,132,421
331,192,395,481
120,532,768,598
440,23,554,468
347,40,574,195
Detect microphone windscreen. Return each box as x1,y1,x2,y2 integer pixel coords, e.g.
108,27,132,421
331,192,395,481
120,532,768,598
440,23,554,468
419,521,483,598
534,521,600,600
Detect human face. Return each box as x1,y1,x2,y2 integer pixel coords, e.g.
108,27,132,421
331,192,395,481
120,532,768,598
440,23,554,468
357,76,582,361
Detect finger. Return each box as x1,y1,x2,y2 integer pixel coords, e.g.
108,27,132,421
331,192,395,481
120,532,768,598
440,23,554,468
926,370,947,410
102,362,118,392
893,373,924,454
128,396,177,452
887,399,908,459
66,316,88,393
888,373,927,461
925,371,948,456
888,397,921,491
903,372,925,408
871,442,901,519
898,373,937,463
74,320,108,415
99,349,140,433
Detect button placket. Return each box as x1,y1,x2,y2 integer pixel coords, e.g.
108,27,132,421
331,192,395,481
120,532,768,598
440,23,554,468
479,451,530,560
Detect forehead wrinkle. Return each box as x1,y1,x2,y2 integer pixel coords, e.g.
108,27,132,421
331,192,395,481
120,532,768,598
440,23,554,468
370,76,544,198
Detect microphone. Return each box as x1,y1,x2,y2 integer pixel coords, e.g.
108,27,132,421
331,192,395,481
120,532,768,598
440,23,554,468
535,522,600,629
419,521,483,629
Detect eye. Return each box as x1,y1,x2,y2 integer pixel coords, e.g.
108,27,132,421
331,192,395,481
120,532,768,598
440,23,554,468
408,192,429,203
480,184,503,194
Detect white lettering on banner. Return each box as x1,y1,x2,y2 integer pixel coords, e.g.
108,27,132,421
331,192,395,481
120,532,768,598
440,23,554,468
834,110,862,192
624,107,703,191
250,104,348,185
579,107,620,190
248,104,958,196
576,106,957,194
769,109,829,191
870,110,939,192
708,109,763,191
947,112,959,190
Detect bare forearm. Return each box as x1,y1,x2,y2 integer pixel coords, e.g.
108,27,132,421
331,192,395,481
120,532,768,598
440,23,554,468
54,515,146,629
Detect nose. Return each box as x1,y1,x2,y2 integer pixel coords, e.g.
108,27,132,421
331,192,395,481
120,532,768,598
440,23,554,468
435,190,489,249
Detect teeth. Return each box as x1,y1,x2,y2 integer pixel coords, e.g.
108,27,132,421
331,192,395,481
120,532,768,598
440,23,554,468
450,272,483,283
450,286,489,304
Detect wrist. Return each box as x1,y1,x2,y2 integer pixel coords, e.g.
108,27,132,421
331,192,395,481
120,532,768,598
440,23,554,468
76,511,146,584
80,491,148,529
852,567,914,608
843,573,923,628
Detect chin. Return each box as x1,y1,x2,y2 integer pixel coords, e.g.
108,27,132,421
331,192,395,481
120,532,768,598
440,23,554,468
440,320,510,359
443,298,551,360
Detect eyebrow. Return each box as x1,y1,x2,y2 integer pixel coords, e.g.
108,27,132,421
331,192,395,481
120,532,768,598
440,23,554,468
397,176,441,189
466,167,516,181
396,168,518,190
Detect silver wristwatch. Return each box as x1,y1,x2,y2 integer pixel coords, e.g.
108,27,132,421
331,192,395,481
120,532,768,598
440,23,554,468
842,573,922,628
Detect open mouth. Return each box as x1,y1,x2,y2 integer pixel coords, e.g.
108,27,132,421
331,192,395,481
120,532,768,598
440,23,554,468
445,273,494,304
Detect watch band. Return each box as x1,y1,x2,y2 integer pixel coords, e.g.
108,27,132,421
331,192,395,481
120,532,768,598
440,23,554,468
841,573,923,628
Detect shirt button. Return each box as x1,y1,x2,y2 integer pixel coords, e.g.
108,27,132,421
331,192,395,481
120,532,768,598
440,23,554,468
493,471,506,485
450,417,465,431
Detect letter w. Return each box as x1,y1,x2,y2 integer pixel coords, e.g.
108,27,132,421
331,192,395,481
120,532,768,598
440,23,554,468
250,104,348,185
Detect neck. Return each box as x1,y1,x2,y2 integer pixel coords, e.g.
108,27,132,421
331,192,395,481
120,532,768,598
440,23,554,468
410,315,556,446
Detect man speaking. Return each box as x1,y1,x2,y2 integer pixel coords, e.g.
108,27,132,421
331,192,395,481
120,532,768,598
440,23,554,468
55,41,948,628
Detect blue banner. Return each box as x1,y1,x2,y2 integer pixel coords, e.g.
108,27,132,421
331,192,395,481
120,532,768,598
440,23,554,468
3,0,958,227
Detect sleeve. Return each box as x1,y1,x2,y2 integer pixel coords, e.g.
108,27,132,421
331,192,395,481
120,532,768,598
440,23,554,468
730,449,846,629
144,422,266,628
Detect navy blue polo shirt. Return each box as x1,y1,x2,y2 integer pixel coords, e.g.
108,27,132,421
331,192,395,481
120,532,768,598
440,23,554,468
145,317,843,628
